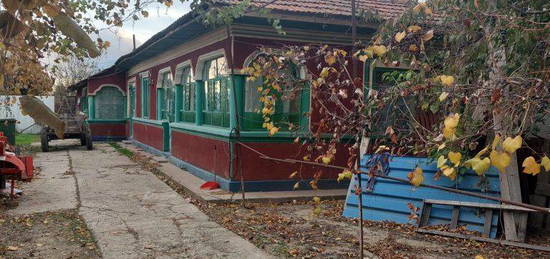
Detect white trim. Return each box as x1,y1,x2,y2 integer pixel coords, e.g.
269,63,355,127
174,60,193,85
89,84,126,96
128,28,227,76
242,50,264,69
156,67,173,89
194,48,228,81
139,71,150,78
127,76,137,84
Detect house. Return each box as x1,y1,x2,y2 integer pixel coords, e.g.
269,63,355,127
69,0,408,192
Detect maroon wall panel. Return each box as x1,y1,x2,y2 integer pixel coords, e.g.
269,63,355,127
90,123,127,137
171,131,230,179
87,72,127,95
133,122,164,151
238,142,349,181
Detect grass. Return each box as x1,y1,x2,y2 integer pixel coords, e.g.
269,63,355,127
15,133,40,145
108,142,134,158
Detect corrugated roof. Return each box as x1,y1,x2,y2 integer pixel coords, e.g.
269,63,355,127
217,0,408,19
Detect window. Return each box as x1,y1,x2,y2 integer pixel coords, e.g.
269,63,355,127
176,66,195,123
80,87,88,115
243,60,306,130
94,86,125,119
157,70,175,122
141,75,150,118
202,56,230,127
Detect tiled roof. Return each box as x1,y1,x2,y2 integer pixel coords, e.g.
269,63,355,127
218,0,409,20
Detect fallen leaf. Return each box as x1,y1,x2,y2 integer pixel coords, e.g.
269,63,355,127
541,156,550,171
394,31,406,43
6,246,19,251
422,30,434,41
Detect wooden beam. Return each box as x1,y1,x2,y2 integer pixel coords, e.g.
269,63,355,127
423,199,536,212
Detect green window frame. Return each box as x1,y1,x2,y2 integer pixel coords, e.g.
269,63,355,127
157,70,175,122
176,66,195,123
94,86,126,120
243,64,308,131
141,75,150,118
202,56,230,127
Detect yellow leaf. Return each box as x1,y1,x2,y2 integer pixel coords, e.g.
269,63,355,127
503,135,522,154
490,150,511,173
289,171,298,178
293,182,300,190
409,44,418,52
439,92,449,101
6,246,19,251
358,55,369,62
448,152,462,167
444,113,460,129
443,126,456,141
541,156,550,171
437,143,446,151
437,155,448,169
394,31,406,43
325,54,337,65
337,169,353,182
407,25,422,33
313,196,321,203
321,155,332,165
413,3,426,13
465,157,491,176
439,75,455,86
407,167,424,187
269,126,279,136
312,206,321,216
442,167,457,180
422,30,434,42
424,7,433,15
475,255,485,259
372,45,387,56
310,180,318,190
320,67,331,78
522,156,541,175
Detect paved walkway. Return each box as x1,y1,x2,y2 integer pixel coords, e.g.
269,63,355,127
10,140,270,259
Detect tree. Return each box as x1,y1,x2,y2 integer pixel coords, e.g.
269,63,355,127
248,0,549,240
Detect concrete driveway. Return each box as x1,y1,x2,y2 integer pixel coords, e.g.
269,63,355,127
9,140,270,259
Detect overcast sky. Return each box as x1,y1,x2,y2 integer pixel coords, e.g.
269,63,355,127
94,1,192,69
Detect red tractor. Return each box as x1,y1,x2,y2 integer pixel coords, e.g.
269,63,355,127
0,132,33,203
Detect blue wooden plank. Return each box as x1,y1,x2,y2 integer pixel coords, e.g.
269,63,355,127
344,155,501,238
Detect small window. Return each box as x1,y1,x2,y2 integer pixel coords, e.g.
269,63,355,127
95,86,125,119
157,70,175,122
202,56,229,127
176,66,195,123
141,75,150,118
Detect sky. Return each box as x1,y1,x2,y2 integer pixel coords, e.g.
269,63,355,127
94,1,192,69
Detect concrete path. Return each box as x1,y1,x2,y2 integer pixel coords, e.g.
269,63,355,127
9,141,271,259
11,141,77,215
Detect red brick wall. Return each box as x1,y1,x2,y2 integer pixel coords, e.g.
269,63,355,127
133,122,164,151
90,123,127,138
237,142,348,181
170,130,231,179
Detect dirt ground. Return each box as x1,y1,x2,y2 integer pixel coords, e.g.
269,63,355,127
134,148,550,259
0,209,100,259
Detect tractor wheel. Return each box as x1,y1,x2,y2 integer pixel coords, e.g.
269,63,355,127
40,128,49,152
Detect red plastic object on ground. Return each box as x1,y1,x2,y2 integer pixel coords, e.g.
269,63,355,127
200,181,220,190
0,132,34,198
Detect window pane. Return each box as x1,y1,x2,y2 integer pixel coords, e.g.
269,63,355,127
95,87,125,119
216,57,226,76
245,77,262,112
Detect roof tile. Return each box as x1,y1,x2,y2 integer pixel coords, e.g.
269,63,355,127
218,0,408,19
